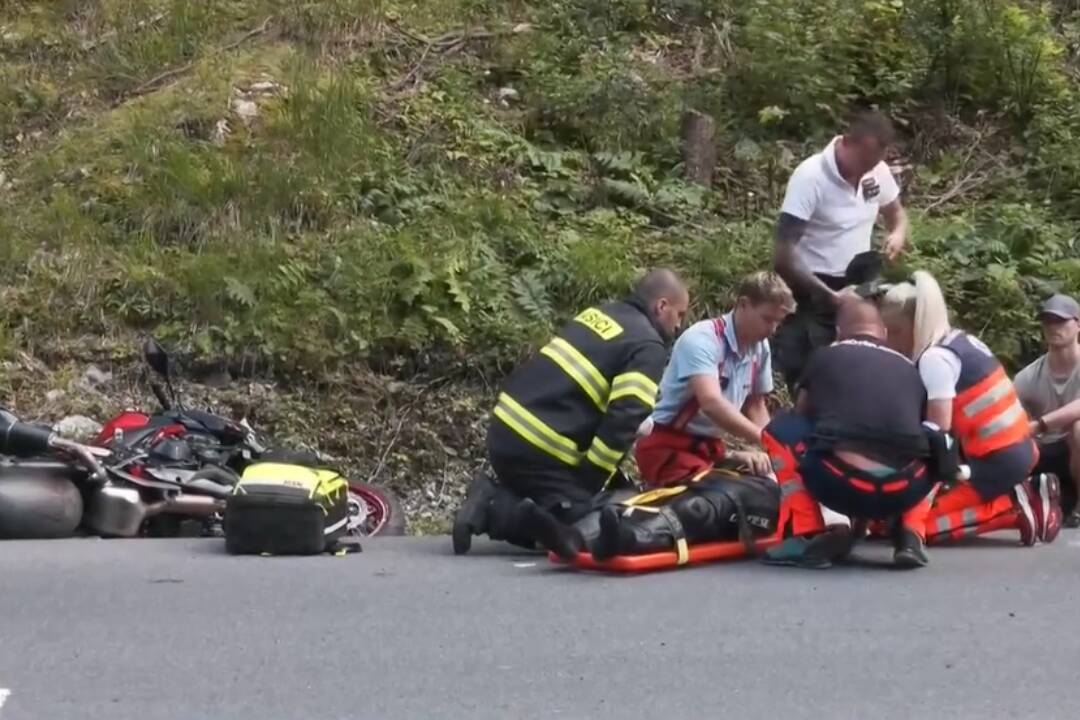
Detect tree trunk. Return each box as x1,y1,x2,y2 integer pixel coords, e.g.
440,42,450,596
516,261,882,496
680,109,716,187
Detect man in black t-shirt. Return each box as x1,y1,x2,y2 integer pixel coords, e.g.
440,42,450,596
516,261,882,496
762,301,936,570
797,302,928,466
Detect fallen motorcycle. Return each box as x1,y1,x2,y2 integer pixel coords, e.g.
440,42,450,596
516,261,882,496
92,338,406,537
0,409,223,539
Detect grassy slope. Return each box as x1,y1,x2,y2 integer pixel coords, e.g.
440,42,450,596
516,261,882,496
4,0,1080,530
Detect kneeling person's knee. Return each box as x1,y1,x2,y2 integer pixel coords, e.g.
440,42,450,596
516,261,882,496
1066,420,1080,448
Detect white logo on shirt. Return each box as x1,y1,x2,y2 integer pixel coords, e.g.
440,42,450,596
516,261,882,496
833,339,913,364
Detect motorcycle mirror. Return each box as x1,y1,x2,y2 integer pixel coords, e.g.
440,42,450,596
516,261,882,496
143,337,172,379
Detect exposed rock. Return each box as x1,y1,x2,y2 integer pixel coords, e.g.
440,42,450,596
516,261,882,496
246,80,287,96
199,369,232,389
228,77,287,127
79,365,112,390
231,98,259,123
54,415,102,440
211,119,231,146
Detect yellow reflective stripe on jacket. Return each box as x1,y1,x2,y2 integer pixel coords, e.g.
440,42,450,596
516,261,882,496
585,435,623,473
493,393,582,466
539,337,611,410
609,371,659,408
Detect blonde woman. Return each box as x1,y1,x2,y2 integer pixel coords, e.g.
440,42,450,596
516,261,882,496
879,271,1061,549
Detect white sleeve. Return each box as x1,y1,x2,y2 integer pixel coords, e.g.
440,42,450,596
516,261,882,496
780,161,819,221
918,347,962,401
876,163,900,206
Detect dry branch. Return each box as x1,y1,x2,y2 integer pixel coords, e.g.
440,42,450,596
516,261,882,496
125,16,272,100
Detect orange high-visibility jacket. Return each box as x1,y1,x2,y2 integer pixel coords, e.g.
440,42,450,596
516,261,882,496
938,330,1030,458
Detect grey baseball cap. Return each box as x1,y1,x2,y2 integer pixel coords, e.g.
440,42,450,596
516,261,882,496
1040,293,1080,320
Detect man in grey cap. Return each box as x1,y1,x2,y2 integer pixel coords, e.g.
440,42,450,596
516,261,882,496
1015,293,1080,526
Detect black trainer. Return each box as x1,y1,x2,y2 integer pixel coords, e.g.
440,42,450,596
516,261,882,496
518,499,584,561
893,527,929,569
452,472,496,555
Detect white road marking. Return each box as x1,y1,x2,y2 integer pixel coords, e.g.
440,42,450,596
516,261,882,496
0,688,11,713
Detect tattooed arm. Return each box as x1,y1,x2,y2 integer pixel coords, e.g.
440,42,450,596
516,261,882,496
773,213,840,307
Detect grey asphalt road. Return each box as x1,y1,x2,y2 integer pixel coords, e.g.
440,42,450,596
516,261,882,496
0,534,1077,720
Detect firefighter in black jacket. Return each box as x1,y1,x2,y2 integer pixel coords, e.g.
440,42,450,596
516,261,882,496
453,269,690,558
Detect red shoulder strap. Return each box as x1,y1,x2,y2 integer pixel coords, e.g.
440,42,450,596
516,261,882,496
672,318,727,431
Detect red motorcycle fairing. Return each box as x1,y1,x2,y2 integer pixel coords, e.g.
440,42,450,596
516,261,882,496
95,411,151,446
95,411,185,450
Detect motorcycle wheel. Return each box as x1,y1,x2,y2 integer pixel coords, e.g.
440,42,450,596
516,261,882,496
347,481,406,537
0,474,83,539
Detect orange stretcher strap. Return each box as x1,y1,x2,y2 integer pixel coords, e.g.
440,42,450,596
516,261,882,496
548,532,782,573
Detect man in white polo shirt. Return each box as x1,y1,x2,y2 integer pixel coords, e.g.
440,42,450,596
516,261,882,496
772,112,909,393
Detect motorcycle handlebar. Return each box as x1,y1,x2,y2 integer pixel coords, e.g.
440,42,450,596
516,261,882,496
0,410,110,481
0,415,55,458
50,438,109,483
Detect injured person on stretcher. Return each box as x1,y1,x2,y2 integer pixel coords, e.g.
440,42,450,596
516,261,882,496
543,301,946,570
459,267,1063,570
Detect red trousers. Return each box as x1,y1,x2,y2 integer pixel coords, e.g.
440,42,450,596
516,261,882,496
901,441,1038,543
761,428,826,537
635,426,725,487
901,484,1018,544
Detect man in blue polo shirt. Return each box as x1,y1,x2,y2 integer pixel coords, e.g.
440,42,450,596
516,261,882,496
635,271,795,485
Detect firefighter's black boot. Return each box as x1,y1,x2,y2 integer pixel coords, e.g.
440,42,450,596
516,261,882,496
452,471,497,555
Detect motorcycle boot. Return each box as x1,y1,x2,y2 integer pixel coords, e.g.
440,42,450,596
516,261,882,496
517,498,584,561
452,471,497,555
591,503,678,560
592,490,734,559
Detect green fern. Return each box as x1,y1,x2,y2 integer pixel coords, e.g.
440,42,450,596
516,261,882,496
445,257,472,313
593,151,645,177
599,177,652,208
511,270,554,322
224,276,255,308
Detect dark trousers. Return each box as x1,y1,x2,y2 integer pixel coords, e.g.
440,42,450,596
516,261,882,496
772,276,848,394
766,412,934,521
488,452,597,524
1034,439,1076,513
485,421,602,547
967,440,1038,501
